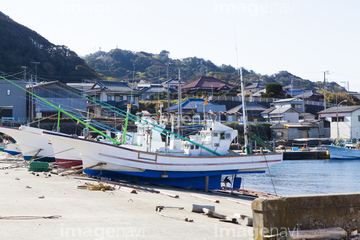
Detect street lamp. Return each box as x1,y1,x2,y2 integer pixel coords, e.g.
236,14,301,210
336,99,347,139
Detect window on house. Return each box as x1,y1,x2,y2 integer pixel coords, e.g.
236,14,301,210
6,90,10,96
331,117,344,122
107,95,115,101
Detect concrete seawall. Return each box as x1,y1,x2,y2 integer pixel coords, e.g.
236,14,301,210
252,193,360,239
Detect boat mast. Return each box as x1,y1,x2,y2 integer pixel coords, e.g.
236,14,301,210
177,67,182,135
240,67,249,154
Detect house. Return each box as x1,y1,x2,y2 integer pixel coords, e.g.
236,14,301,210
167,98,218,113
244,82,265,94
182,76,236,95
136,80,151,90
167,98,226,122
85,80,141,117
30,81,87,119
271,122,319,141
310,119,331,138
162,79,187,90
293,90,324,102
67,82,96,92
226,102,267,122
261,105,300,123
299,113,316,121
318,106,360,139
139,84,177,100
283,85,306,97
273,98,304,113
0,79,27,122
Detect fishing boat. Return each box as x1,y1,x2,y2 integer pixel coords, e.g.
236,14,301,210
0,126,55,162
0,125,83,166
2,141,22,156
323,139,360,160
43,118,283,190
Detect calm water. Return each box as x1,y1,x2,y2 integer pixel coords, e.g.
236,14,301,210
240,160,360,196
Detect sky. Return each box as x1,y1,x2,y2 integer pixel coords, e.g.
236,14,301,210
2,0,360,92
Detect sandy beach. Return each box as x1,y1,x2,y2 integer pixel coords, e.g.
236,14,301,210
0,154,255,240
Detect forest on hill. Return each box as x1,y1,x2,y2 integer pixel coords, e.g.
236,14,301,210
84,48,345,93
0,11,99,82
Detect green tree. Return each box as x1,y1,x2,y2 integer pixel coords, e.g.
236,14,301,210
266,83,283,98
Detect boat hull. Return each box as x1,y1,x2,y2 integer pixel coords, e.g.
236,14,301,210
0,126,55,162
44,131,283,189
324,145,360,160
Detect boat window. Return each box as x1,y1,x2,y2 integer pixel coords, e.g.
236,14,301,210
220,133,225,139
191,145,194,149
195,145,199,149
212,133,218,137
225,133,231,139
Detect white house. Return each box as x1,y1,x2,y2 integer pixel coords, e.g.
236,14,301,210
273,98,304,113
318,106,360,139
261,105,299,123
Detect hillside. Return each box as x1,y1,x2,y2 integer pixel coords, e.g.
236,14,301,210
0,11,99,82
84,48,345,93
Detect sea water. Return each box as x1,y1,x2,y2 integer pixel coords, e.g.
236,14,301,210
240,160,360,196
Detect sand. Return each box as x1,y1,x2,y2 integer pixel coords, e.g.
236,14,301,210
0,154,254,240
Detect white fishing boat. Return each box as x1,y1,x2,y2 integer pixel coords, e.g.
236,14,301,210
43,119,283,190
2,141,22,156
0,126,55,162
323,139,360,160
0,125,83,166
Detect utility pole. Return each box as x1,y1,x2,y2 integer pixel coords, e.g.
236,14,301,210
165,62,172,118
31,62,40,121
323,71,329,110
177,67,182,135
22,66,30,121
31,62,40,83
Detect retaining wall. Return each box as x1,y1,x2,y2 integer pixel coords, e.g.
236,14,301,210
252,193,360,239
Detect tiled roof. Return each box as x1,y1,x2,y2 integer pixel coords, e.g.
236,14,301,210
182,76,235,89
227,102,267,114
167,98,217,111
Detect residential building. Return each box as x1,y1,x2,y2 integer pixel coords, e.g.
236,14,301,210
293,90,324,102
138,84,177,100
136,80,151,90
182,76,236,95
244,82,265,94
261,105,299,123
31,81,87,118
273,98,304,113
226,102,267,122
162,79,187,90
85,80,141,117
318,106,360,139
0,79,27,122
167,98,226,122
271,122,319,140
